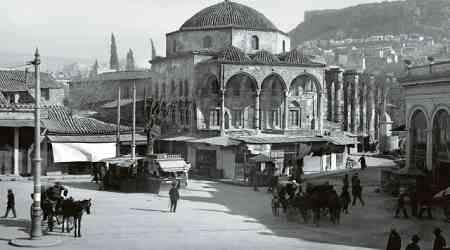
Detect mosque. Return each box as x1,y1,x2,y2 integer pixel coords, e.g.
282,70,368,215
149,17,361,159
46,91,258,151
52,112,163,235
149,0,367,179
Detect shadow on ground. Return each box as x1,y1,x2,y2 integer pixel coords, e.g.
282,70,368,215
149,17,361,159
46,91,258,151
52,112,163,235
183,167,450,250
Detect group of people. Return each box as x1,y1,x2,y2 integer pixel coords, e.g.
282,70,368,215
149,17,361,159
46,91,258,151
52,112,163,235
386,227,448,250
340,173,364,213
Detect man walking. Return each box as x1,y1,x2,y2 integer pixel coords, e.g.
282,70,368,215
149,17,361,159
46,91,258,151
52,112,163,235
169,182,180,213
433,228,447,250
3,189,16,218
352,173,364,206
359,155,367,170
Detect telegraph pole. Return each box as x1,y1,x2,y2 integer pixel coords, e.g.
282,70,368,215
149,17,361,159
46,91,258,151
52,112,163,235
131,80,136,161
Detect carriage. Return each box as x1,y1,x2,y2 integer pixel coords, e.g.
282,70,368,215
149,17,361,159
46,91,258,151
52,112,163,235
101,154,191,194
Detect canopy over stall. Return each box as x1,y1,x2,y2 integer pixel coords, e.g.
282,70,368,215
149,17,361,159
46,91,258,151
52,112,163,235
52,142,116,163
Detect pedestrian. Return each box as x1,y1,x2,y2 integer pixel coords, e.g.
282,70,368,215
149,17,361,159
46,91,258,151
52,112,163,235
394,188,409,219
433,228,447,250
340,185,351,214
405,235,420,250
359,155,367,170
252,164,260,192
169,182,180,213
3,189,16,218
386,228,401,250
352,173,364,206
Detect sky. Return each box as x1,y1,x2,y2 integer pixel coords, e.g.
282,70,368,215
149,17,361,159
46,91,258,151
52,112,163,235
0,0,384,68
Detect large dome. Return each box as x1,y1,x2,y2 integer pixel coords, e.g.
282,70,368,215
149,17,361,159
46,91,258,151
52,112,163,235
180,1,278,31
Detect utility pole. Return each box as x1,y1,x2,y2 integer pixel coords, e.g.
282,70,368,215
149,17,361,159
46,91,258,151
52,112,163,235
116,88,121,157
131,80,136,161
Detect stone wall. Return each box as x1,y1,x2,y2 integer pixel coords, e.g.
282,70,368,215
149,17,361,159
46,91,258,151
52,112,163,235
232,29,290,54
166,30,232,56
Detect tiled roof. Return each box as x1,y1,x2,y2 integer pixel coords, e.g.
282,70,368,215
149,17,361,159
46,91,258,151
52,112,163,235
251,50,280,64
0,70,64,90
180,1,278,31
71,70,152,83
218,46,251,62
43,106,132,135
283,50,313,64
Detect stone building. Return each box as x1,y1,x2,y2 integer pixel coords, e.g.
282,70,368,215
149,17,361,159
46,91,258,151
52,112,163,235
399,60,450,188
150,0,356,179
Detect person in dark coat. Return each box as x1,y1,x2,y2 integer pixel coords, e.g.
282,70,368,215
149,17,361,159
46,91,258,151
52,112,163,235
359,155,367,170
405,235,421,250
340,185,351,214
433,228,447,250
394,188,409,218
352,174,364,206
386,228,401,250
169,182,180,213
343,174,349,191
3,189,16,218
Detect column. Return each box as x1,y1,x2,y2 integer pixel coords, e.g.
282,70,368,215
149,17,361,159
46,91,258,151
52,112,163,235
426,127,433,171
405,126,411,169
343,78,349,131
13,127,19,175
255,89,261,131
335,70,344,127
353,73,360,134
330,81,335,122
368,75,376,139
283,91,288,132
360,76,367,135
220,89,225,135
318,92,324,135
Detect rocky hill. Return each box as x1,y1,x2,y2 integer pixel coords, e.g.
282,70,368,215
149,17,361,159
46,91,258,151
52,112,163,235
289,0,450,47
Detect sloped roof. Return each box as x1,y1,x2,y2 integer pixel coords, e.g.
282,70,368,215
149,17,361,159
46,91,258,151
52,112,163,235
218,46,252,62
180,1,278,31
0,70,65,89
43,106,132,135
71,70,152,83
283,50,313,64
251,50,280,64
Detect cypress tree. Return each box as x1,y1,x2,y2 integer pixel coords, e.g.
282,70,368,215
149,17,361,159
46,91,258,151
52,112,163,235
110,33,119,70
126,49,135,71
89,59,99,77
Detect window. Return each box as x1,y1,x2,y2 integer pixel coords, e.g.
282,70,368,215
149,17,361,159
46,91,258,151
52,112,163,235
251,35,259,50
172,40,177,53
162,83,166,98
171,80,176,96
232,109,243,128
282,40,286,53
210,109,220,127
171,108,176,123
179,110,185,124
203,36,212,48
270,110,279,127
179,80,183,97
155,83,159,97
289,110,300,127
41,88,50,100
184,80,189,97
186,109,190,124
233,85,240,96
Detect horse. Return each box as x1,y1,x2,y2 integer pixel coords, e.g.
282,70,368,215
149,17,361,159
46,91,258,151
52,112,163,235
302,183,341,226
61,199,92,237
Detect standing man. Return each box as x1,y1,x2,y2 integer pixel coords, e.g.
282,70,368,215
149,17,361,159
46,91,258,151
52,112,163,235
394,188,409,219
359,155,367,170
169,182,180,213
3,189,16,218
386,228,401,250
433,228,446,250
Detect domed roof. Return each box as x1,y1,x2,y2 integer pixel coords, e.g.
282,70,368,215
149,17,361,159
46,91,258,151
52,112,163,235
180,1,278,31
252,50,280,63
218,46,251,62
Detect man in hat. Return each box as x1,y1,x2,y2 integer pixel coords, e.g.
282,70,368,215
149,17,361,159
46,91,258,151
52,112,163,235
433,228,447,250
386,227,401,250
406,235,421,250
169,182,180,213
3,189,16,218
359,155,367,170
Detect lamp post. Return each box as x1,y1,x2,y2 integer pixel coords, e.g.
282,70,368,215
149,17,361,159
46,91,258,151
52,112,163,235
30,48,42,239
9,49,61,247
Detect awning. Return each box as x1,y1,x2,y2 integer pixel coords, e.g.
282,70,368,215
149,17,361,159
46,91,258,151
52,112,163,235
51,142,116,163
47,133,147,143
0,119,36,128
189,136,240,147
249,154,272,163
158,160,190,172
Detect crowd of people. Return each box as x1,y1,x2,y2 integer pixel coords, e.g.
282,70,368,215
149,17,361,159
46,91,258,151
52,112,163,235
386,227,448,250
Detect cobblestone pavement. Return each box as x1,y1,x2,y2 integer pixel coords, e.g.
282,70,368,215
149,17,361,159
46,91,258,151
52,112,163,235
0,159,448,250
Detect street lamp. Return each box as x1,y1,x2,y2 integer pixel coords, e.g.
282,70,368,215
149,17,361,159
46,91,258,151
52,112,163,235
9,49,61,247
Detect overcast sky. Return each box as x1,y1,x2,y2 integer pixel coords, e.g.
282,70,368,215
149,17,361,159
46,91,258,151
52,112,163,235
1,0,383,67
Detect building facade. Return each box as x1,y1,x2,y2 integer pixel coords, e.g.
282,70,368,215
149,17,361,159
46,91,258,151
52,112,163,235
399,60,450,188
150,1,357,179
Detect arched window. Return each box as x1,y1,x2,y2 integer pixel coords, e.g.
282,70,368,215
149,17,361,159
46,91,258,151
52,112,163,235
282,40,286,53
251,35,259,50
172,39,177,53
203,36,213,48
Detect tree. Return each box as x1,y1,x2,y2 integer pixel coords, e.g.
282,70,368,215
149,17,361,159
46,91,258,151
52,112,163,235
126,49,135,71
110,33,119,70
89,59,99,77
144,97,162,155
150,39,157,59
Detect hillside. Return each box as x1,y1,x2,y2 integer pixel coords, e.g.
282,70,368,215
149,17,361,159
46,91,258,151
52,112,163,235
289,0,450,47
